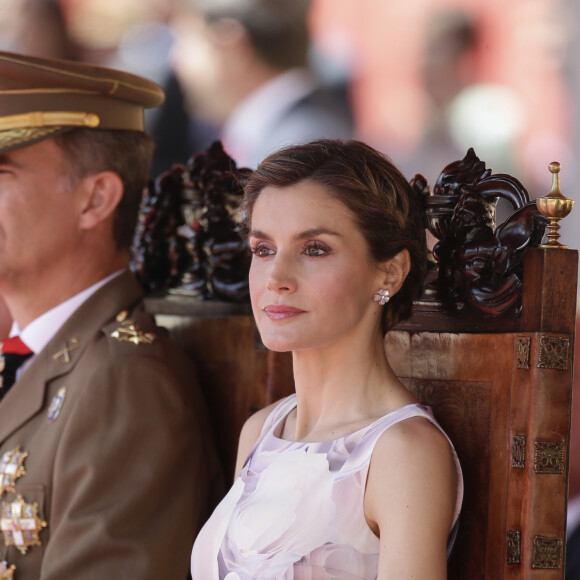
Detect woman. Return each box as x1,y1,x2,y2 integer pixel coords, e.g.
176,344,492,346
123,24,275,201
191,139,463,579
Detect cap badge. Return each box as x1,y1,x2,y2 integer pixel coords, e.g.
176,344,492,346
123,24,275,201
0,448,27,496
47,388,66,422
110,318,155,346
51,338,80,364
0,561,15,579
1,495,47,554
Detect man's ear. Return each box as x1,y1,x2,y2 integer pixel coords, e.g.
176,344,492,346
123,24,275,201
378,249,411,296
78,171,124,231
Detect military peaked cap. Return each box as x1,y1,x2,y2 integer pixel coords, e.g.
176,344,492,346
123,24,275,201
0,50,165,152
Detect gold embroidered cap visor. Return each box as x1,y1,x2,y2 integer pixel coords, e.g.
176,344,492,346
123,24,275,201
0,50,165,153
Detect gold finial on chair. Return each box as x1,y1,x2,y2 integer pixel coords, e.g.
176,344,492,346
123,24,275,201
536,162,574,248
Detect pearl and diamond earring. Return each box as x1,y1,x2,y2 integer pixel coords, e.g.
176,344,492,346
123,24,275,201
373,288,390,306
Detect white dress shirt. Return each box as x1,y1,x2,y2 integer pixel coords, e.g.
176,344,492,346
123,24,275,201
221,68,317,168
9,269,125,377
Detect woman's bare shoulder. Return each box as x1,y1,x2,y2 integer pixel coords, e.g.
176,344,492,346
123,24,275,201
369,415,455,501
233,398,288,479
376,414,452,460
365,416,457,578
240,402,280,442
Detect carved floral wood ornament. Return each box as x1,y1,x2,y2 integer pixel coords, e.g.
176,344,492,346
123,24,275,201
132,143,550,318
130,141,252,302
412,148,549,317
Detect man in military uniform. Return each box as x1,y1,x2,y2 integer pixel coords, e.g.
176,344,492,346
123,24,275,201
0,51,221,578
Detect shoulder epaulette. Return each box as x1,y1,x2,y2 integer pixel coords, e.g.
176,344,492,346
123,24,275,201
109,309,156,346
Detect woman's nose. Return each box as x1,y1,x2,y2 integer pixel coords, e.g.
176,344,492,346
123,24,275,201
266,253,296,294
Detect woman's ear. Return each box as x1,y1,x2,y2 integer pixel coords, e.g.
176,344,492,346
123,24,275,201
378,249,411,296
78,171,124,231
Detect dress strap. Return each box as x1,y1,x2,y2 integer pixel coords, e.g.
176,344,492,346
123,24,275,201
338,404,436,478
261,394,297,434
243,394,297,465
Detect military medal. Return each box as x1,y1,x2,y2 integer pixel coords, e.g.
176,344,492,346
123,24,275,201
47,387,66,422
0,561,15,580
1,496,46,554
0,449,27,496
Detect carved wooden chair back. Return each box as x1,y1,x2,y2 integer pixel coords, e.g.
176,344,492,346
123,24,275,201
387,246,576,578
384,151,577,578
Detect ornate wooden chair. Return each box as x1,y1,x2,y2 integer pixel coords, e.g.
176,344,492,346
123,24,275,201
137,145,577,578
384,151,578,578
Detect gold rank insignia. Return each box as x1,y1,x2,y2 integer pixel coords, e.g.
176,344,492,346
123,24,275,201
110,312,155,346
1,496,47,554
0,449,27,496
51,338,80,364
0,561,15,580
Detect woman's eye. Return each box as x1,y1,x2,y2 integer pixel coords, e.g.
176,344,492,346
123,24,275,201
303,242,329,257
251,243,275,257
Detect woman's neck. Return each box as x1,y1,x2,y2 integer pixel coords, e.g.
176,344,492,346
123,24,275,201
287,335,414,442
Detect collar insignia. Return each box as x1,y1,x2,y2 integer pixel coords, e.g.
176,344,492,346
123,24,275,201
51,338,80,364
47,388,66,422
0,449,27,496
1,495,47,554
110,318,155,346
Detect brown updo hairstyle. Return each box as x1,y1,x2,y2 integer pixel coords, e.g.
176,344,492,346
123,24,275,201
241,139,427,334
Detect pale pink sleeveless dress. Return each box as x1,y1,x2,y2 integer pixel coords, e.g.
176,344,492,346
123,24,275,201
191,395,463,579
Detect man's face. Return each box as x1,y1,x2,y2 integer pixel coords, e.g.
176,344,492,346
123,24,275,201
171,11,242,125
0,138,83,288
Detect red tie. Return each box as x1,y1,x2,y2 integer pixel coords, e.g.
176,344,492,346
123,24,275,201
1,336,33,356
0,337,33,398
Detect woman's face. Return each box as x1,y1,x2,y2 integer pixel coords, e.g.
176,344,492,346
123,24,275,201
248,179,385,353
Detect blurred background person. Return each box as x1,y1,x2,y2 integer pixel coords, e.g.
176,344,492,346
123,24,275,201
1,0,80,60
0,0,218,175
60,0,218,174
395,9,526,189
394,9,482,186
0,0,572,187
171,0,355,169
309,0,571,199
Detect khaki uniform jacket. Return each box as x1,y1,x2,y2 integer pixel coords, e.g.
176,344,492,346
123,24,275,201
0,271,220,579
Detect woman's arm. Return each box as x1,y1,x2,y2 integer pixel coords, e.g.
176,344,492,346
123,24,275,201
364,416,457,580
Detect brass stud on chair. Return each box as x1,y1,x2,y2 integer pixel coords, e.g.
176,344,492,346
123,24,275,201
536,162,574,248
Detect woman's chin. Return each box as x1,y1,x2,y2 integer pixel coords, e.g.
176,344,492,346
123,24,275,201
257,331,298,353
260,339,293,353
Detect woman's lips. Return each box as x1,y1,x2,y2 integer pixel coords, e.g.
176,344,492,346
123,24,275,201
263,305,305,320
